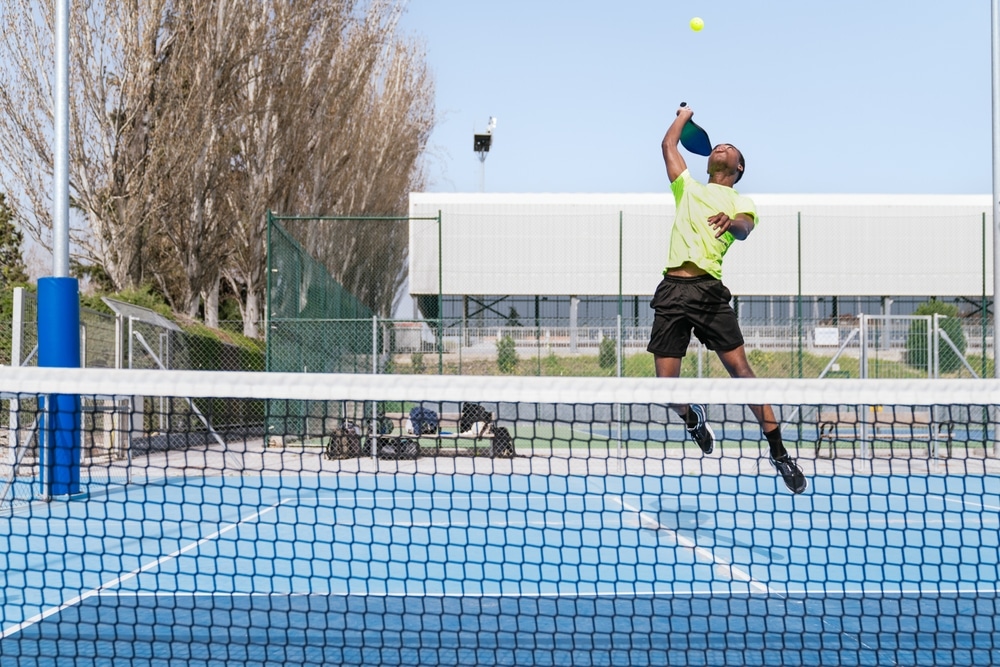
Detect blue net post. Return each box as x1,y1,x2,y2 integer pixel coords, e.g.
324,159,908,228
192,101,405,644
37,277,82,497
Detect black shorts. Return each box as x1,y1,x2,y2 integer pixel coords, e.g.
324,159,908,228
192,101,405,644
646,274,744,358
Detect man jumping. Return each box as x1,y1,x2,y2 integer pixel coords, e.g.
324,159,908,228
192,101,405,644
647,104,807,494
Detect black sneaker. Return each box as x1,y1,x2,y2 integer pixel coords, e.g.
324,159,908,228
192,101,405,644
770,454,807,494
685,404,715,455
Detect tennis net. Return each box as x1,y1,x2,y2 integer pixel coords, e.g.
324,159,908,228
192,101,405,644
0,366,998,666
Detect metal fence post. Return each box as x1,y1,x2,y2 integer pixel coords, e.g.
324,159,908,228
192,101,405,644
438,210,444,375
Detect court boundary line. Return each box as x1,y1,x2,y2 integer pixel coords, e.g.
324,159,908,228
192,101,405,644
0,498,294,640
92,585,1000,599
609,496,772,595
943,496,1000,512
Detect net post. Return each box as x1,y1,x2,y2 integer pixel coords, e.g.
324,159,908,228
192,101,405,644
37,277,82,498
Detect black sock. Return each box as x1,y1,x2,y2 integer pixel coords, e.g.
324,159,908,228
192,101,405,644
684,409,699,429
764,427,786,459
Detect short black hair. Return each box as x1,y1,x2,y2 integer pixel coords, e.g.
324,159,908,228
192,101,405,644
735,149,745,183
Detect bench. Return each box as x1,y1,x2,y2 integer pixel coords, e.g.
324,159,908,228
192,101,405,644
402,411,495,438
816,405,954,459
326,409,515,460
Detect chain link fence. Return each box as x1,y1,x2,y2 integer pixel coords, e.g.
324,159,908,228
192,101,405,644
0,287,268,508
1,288,263,372
266,212,423,375
268,315,989,380
267,208,994,382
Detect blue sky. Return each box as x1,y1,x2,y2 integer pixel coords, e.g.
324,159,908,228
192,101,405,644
400,1,993,195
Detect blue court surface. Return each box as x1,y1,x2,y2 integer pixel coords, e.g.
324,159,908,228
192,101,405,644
0,473,998,666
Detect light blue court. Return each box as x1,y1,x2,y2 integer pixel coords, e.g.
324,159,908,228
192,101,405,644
542,421,991,450
0,473,998,666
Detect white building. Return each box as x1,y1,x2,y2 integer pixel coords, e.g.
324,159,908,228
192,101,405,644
409,192,994,326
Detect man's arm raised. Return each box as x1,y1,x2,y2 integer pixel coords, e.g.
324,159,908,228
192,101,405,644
662,106,693,183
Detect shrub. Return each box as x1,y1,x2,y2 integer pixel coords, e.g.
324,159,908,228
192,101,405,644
411,352,426,374
905,301,966,373
598,335,617,370
496,334,518,373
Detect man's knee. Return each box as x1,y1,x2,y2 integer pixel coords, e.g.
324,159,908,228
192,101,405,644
654,355,683,378
717,347,756,378
728,364,757,379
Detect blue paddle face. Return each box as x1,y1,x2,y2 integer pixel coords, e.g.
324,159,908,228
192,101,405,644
680,119,712,156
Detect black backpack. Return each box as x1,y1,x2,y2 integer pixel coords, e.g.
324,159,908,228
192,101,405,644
326,421,363,459
490,426,515,459
377,437,420,460
408,406,439,435
460,402,491,433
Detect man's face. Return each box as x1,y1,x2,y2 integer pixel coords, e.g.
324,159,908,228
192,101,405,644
709,144,744,181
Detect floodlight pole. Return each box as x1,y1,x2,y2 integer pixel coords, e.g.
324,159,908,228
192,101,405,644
993,0,1000,456
54,0,69,277
474,142,490,192
37,0,82,499
473,117,495,192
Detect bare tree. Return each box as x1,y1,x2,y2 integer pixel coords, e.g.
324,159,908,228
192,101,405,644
0,0,173,288
0,0,434,337
299,34,434,319
142,0,253,317
224,0,434,335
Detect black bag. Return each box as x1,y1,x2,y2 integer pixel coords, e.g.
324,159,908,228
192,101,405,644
490,426,515,459
460,402,491,433
377,437,420,460
326,421,363,460
379,404,394,434
408,406,439,435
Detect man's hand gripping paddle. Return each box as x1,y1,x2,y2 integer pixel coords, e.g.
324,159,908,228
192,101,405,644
678,102,712,156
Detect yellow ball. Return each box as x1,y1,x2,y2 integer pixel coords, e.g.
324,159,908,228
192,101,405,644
690,17,704,32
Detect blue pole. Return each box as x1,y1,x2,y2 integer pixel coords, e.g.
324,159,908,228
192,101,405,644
38,277,81,497
39,0,81,498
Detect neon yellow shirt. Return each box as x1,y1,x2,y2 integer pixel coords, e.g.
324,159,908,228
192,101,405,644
666,169,757,279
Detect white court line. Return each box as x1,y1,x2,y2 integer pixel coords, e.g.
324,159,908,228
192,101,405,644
0,498,294,640
339,520,575,528
311,495,609,528
95,584,1000,599
942,496,1000,512
97,589,768,599
608,496,772,595
879,518,999,528
572,425,612,440
308,493,569,500
786,585,1000,597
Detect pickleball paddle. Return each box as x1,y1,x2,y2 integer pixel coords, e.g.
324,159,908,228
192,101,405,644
678,102,712,156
